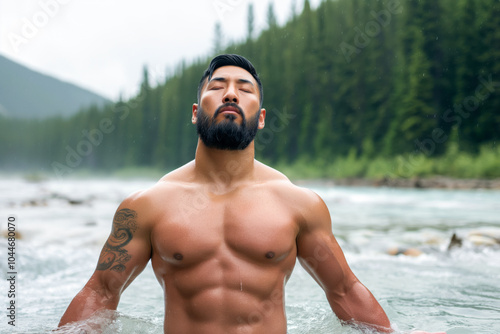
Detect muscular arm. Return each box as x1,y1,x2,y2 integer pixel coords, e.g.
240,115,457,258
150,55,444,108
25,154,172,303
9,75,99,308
296,190,392,333
59,195,152,327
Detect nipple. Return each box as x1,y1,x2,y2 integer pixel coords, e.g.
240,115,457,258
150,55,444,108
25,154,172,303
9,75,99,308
265,251,275,259
173,253,183,261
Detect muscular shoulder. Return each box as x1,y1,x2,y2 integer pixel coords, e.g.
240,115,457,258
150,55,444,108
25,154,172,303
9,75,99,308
269,180,333,240
118,167,194,227
255,162,330,227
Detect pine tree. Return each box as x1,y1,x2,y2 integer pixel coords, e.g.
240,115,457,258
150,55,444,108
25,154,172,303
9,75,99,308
473,0,500,145
138,66,158,166
247,3,255,41
213,22,224,54
400,27,436,153
267,2,277,29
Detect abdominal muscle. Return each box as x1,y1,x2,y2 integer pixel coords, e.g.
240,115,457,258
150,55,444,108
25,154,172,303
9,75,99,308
151,249,293,334
147,176,300,333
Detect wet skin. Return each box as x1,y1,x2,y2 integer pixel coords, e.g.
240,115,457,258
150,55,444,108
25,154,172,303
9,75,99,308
60,65,446,334
60,160,388,334
149,165,305,333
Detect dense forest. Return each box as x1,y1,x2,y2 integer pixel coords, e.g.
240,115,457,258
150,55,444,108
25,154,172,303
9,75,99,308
1,0,499,179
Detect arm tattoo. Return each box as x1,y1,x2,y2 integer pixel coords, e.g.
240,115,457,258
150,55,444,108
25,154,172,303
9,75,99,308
96,208,138,272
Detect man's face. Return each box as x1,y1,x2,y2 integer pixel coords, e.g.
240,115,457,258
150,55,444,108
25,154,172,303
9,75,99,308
193,66,265,150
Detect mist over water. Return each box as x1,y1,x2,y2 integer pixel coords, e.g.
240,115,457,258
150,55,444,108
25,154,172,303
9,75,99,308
1,177,499,333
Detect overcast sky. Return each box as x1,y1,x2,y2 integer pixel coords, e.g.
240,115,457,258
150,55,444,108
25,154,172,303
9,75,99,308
0,0,320,100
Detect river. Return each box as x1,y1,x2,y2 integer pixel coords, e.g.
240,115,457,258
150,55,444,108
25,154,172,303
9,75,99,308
1,176,499,333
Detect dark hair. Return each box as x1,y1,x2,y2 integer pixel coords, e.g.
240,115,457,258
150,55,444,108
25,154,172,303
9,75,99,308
197,54,263,107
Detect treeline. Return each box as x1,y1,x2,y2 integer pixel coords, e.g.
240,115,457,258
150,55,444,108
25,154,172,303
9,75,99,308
1,0,499,179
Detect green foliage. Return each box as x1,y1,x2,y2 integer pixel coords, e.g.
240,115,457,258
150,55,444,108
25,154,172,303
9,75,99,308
2,0,499,180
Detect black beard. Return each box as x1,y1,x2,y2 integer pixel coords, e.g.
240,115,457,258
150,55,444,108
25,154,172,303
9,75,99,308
196,103,260,150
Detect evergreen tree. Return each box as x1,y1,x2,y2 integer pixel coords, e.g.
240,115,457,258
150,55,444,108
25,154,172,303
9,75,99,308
267,2,277,29
393,27,436,154
474,0,500,145
139,66,158,165
247,3,255,41
213,22,224,54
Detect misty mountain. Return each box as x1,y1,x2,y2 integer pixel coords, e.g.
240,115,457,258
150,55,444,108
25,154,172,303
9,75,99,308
0,54,111,119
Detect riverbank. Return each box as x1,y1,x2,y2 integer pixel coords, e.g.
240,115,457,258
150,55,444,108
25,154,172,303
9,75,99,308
7,168,500,190
296,176,500,190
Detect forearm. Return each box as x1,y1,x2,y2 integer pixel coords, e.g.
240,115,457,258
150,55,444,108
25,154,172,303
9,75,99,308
327,281,392,333
58,285,119,327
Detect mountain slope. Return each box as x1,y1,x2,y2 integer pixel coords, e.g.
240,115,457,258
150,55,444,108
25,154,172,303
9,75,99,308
0,54,111,119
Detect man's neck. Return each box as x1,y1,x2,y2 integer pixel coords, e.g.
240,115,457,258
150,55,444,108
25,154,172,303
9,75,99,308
194,139,256,190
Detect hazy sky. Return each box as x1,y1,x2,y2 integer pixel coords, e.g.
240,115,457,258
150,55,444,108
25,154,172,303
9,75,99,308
0,0,320,100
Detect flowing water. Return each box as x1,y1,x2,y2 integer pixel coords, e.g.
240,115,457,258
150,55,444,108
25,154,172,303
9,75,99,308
1,176,499,334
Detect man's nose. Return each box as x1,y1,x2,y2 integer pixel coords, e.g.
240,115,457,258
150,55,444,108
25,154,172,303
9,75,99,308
223,86,238,104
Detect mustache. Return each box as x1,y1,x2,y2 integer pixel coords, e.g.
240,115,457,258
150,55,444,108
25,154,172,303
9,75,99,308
214,103,244,118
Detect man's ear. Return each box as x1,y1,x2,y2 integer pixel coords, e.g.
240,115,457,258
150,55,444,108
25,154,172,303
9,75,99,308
258,108,266,129
192,104,198,124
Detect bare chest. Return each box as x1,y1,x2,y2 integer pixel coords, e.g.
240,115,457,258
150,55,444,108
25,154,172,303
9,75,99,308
151,187,299,268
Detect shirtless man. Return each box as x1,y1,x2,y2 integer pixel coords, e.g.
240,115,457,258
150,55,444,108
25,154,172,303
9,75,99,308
59,54,445,334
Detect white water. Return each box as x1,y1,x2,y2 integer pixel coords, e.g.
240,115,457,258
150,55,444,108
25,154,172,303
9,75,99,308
1,177,499,334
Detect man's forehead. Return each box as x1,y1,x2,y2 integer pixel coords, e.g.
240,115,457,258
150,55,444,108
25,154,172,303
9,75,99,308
210,66,255,83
